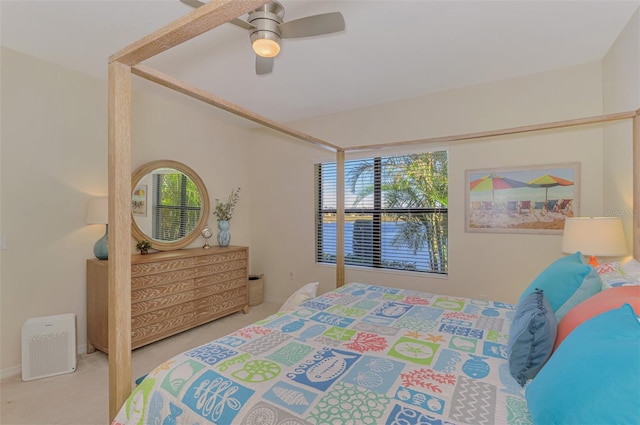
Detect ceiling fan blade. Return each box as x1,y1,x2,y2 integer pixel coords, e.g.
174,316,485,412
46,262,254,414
256,55,274,75
230,18,256,31
279,12,345,39
179,0,205,9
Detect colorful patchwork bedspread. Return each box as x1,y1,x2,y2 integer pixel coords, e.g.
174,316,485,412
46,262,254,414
113,283,532,425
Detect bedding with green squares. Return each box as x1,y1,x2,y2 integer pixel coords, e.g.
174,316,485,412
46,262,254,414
112,283,532,425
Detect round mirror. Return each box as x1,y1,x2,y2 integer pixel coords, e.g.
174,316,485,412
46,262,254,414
131,160,210,251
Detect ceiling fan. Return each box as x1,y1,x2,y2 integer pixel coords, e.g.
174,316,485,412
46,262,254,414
180,0,345,75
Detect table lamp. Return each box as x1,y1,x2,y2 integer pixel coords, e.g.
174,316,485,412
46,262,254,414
561,217,627,267
86,197,108,260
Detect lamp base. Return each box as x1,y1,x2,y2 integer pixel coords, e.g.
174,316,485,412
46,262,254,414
587,255,599,267
94,224,108,260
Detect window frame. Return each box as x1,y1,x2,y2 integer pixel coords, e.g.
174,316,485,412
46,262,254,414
315,152,448,275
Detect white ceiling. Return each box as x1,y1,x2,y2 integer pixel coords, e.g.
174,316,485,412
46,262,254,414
2,1,639,123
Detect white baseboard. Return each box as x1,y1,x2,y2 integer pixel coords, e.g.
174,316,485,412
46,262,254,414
0,364,21,380
1,343,88,380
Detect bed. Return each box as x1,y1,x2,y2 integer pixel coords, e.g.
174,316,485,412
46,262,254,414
113,282,530,425
112,254,640,425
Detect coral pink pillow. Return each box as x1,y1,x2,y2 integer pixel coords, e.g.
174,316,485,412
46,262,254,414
554,285,640,351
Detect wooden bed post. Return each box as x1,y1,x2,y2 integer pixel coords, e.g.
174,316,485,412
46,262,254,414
634,108,640,259
108,60,132,421
336,150,345,287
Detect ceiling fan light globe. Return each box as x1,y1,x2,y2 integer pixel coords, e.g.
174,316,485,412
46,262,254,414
252,38,280,57
251,36,280,58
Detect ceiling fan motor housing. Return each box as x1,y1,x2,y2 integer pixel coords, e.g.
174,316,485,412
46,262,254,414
248,1,284,47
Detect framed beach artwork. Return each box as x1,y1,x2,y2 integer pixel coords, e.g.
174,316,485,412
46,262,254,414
132,184,147,217
465,163,580,234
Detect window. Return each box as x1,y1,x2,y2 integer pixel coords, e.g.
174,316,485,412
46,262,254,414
315,152,448,274
153,173,202,241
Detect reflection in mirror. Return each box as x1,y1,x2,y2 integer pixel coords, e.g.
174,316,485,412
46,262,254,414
131,160,210,251
133,169,201,240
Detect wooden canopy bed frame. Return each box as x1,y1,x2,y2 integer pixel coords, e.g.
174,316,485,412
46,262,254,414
107,0,640,419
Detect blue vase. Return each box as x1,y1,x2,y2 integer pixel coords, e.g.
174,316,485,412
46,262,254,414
217,220,231,247
94,224,108,260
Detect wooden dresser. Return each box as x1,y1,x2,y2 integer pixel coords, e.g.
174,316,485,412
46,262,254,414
86,246,249,354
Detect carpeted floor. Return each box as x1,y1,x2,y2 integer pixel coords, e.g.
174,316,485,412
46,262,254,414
0,302,280,425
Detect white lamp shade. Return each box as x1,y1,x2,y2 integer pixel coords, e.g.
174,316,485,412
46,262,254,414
561,217,627,257
85,197,108,224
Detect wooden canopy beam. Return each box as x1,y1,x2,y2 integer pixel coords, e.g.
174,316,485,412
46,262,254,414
345,110,637,152
132,64,340,152
110,0,268,66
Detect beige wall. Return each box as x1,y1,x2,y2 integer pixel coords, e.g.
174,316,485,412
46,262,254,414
1,47,107,376
0,47,254,375
250,61,630,305
603,8,640,258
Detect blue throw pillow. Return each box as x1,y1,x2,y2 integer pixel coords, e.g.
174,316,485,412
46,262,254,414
519,252,600,320
507,289,557,386
526,304,640,424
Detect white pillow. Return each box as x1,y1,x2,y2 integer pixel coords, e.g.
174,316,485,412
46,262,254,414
279,282,319,312
622,258,640,279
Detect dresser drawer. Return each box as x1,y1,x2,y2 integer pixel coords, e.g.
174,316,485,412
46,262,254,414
132,279,194,303
194,277,246,298
132,311,195,345
194,287,247,311
194,296,247,324
132,301,195,330
132,290,195,316
132,268,195,290
194,268,246,288
194,259,247,277
193,249,247,266
132,257,194,277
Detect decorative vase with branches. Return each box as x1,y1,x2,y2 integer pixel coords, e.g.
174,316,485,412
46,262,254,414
214,187,240,247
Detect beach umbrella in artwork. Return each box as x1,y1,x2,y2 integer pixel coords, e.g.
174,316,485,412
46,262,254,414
528,174,574,202
469,174,529,202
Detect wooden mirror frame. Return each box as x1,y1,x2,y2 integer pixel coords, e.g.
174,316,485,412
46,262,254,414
131,159,210,251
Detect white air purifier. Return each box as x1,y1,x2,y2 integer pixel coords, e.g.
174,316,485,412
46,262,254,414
21,313,77,381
